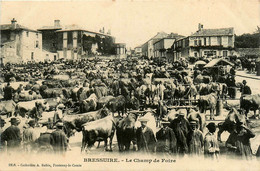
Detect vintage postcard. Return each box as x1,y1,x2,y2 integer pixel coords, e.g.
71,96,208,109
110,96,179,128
0,0,260,170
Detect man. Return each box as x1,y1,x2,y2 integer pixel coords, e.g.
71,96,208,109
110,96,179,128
3,82,14,100
136,118,157,154
156,118,177,155
169,110,190,156
204,122,219,159
0,117,7,152
187,120,203,156
23,120,37,152
1,117,22,151
226,121,255,160
240,80,252,96
50,122,68,154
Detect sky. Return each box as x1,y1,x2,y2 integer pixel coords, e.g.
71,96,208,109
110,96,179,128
0,0,260,48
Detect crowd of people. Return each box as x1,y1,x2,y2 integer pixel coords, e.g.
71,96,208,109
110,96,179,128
0,56,259,160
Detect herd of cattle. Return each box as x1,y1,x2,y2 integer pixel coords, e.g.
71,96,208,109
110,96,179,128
0,57,260,153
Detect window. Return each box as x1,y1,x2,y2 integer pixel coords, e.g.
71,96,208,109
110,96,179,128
194,52,197,57
35,41,39,48
204,38,206,45
26,31,29,37
223,51,228,57
217,37,222,45
36,33,39,38
194,40,197,46
199,40,202,46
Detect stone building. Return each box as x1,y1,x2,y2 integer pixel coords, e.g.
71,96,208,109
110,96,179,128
173,24,235,60
0,19,43,64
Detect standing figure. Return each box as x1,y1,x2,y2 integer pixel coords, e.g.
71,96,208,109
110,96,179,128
169,110,190,156
1,117,22,151
240,80,252,96
156,118,177,155
0,117,7,152
136,118,157,154
204,122,219,159
187,120,204,156
50,122,68,154
226,121,255,160
3,82,14,100
23,120,37,152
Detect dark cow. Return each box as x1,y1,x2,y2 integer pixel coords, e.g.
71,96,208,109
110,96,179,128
116,113,139,151
0,100,16,117
217,107,247,142
240,94,260,119
97,96,115,109
106,95,126,116
81,115,116,152
197,93,218,120
63,107,110,136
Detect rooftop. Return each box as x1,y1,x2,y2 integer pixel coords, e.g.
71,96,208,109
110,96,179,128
191,27,234,37
204,58,234,68
0,24,39,32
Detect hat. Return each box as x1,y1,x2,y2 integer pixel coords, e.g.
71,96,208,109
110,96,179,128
190,121,197,125
161,118,170,124
206,122,216,129
9,117,19,124
57,104,65,109
28,120,36,126
178,110,185,116
242,80,247,84
138,117,149,122
56,122,64,127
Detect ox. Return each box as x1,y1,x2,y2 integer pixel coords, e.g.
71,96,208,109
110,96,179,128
0,100,16,117
197,92,218,120
240,94,260,119
81,115,116,152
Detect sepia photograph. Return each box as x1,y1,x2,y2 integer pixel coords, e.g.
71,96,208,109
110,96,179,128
0,0,260,170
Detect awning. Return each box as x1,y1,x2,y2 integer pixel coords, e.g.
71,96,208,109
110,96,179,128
204,58,234,68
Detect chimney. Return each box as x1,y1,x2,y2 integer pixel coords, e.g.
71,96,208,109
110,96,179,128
11,18,17,29
102,27,105,33
198,23,203,31
54,20,61,27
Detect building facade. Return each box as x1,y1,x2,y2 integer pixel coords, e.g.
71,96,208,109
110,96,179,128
134,46,142,57
37,20,62,61
141,32,169,59
0,19,43,64
173,24,235,59
56,25,115,60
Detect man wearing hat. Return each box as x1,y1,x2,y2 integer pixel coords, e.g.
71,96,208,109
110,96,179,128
136,117,157,153
156,118,177,155
169,110,190,156
227,120,255,159
240,80,252,96
50,122,68,154
187,120,203,156
0,117,7,152
204,122,219,159
23,120,37,152
1,117,22,151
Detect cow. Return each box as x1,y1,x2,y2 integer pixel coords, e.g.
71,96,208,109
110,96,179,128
116,112,139,151
62,107,110,137
79,93,98,113
217,107,247,142
81,115,116,152
240,94,260,119
187,109,205,132
106,95,127,116
97,96,115,109
0,100,16,117
197,92,218,120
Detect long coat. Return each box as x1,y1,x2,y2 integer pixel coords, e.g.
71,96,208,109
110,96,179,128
50,129,68,154
136,126,156,153
187,129,203,155
227,127,255,159
1,125,22,149
156,127,177,154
